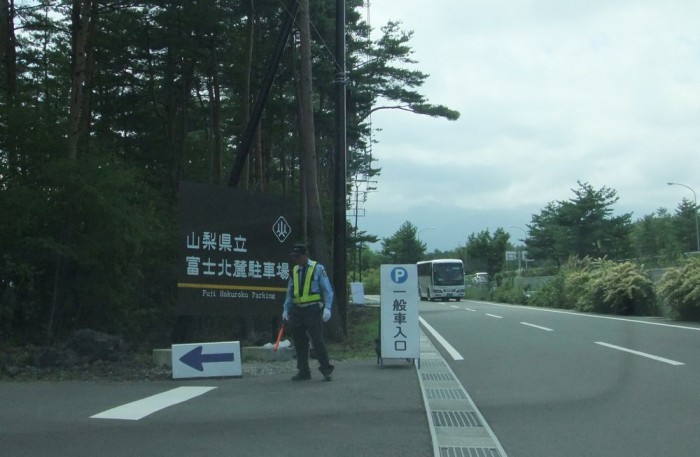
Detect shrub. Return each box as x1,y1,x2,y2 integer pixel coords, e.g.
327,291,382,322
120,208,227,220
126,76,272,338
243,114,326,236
529,257,656,316
529,274,567,308
658,259,700,321
491,275,529,305
465,285,491,301
361,268,381,295
564,269,593,311
594,262,656,315
492,284,528,305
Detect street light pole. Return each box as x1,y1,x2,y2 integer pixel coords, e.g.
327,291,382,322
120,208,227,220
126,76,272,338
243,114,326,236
667,182,700,252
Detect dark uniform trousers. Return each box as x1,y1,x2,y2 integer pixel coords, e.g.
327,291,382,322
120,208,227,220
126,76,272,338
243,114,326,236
290,304,333,374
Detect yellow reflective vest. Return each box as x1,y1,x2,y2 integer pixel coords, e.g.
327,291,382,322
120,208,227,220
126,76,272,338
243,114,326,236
292,261,322,305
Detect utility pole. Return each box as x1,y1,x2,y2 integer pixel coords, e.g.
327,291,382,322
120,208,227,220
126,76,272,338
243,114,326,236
350,172,376,281
333,0,348,333
352,177,360,282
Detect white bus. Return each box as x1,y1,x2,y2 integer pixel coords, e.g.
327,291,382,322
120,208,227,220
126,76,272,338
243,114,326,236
417,259,465,301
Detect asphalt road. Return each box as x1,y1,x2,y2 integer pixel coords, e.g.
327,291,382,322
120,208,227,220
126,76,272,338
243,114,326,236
419,299,700,457
5,298,699,457
0,360,431,457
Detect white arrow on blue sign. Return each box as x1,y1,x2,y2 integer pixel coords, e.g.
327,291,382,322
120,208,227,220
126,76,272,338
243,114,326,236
171,341,242,379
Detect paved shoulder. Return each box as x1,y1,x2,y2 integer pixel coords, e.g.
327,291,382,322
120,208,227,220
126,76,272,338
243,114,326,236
0,359,432,457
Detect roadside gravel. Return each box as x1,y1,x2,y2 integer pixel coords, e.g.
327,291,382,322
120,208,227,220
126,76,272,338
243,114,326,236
0,352,299,382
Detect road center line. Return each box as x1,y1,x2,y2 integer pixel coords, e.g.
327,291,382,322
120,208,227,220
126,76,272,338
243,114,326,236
419,316,464,361
521,322,553,332
450,305,459,309
463,307,476,312
595,342,685,366
486,313,503,319
91,386,216,420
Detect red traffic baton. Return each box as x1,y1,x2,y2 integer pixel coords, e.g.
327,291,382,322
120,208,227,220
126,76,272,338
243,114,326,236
273,323,286,352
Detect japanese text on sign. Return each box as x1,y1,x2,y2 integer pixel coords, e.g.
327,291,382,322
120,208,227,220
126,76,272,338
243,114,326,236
380,264,419,360
393,299,409,351
184,231,289,281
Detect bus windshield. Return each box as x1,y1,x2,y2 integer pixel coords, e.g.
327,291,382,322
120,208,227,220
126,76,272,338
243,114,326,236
433,263,464,286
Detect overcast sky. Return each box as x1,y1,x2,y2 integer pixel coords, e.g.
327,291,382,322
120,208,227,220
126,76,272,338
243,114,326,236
356,0,700,252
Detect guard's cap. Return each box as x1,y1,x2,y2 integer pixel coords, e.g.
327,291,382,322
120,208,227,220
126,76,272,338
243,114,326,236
290,243,308,257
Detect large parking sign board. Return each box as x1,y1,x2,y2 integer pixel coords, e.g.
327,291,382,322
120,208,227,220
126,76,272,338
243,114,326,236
380,264,419,360
178,181,298,317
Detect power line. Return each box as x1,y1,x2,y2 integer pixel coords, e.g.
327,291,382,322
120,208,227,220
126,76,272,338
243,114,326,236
278,0,342,71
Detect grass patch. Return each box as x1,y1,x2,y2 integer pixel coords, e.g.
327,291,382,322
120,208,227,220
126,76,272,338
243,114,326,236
465,285,491,301
328,305,379,360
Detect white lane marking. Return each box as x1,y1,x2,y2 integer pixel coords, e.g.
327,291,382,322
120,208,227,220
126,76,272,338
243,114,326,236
419,316,464,361
486,313,503,319
521,322,554,332
595,342,685,366
463,307,476,312
450,305,459,309
470,300,700,332
91,386,216,420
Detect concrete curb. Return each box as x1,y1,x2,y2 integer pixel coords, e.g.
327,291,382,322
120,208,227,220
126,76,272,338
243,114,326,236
153,347,294,368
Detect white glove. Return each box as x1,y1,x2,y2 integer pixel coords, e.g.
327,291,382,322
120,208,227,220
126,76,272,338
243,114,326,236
282,310,289,321
322,308,331,322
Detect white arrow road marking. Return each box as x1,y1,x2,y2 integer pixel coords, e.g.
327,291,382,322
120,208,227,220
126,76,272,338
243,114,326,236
91,386,216,421
463,307,476,312
419,316,464,361
595,342,685,366
450,305,459,309
520,322,554,332
486,313,503,319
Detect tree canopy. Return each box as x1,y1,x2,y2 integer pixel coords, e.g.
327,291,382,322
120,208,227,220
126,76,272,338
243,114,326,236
381,221,426,264
466,228,510,276
0,1,458,344
525,182,632,266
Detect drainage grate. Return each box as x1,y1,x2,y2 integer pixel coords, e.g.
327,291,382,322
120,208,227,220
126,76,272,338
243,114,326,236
422,372,455,381
440,447,501,457
432,410,483,428
421,359,447,368
426,388,467,400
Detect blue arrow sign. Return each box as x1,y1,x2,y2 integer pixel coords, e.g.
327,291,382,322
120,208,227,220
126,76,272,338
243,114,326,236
179,345,235,372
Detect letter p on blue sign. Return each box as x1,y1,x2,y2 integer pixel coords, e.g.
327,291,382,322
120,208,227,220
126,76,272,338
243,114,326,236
391,267,408,284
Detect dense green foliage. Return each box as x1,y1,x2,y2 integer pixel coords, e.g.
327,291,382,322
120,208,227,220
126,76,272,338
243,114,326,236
355,179,696,320
421,183,697,276
465,228,509,277
657,259,700,321
380,221,426,264
0,158,176,344
526,182,633,266
0,2,457,345
526,258,657,315
328,305,379,359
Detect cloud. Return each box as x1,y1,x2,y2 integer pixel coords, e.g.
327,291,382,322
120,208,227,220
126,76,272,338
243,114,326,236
360,1,700,250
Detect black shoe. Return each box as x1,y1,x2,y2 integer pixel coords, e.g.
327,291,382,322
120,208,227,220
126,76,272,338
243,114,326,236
319,365,334,382
291,371,311,381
